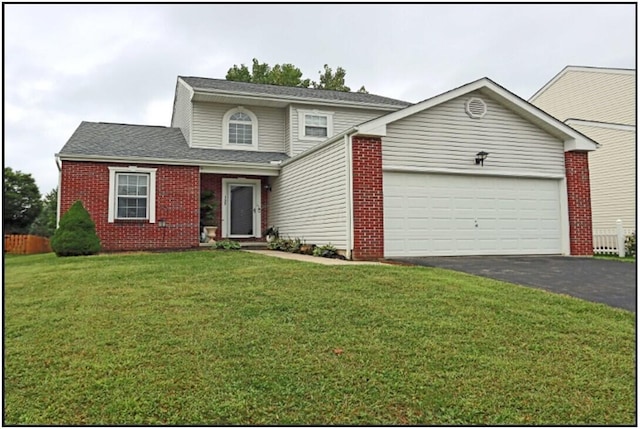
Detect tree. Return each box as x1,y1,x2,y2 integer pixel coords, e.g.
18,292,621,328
312,64,350,91
50,200,101,257
29,188,58,237
3,167,42,234
225,59,365,92
226,58,310,87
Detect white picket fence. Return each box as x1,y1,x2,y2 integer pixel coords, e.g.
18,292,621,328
592,220,635,256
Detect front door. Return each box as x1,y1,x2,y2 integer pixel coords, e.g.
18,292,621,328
222,179,261,238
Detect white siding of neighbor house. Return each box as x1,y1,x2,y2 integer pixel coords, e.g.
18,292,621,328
284,106,291,155
383,91,566,176
191,102,286,152
570,123,636,230
268,139,348,249
290,104,386,156
172,79,193,144
531,69,636,126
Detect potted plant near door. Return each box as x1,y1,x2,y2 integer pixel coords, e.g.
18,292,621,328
200,190,218,243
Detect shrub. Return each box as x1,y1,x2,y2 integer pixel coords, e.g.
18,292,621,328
313,244,345,259
625,232,636,258
214,239,241,250
50,200,101,257
268,237,306,253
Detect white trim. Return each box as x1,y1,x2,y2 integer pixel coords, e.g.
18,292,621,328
344,133,354,260
199,165,280,177
382,165,566,180
56,156,62,227
559,178,571,256
297,109,334,142
356,77,599,152
107,166,157,223
529,66,636,103
222,107,259,150
565,118,636,132
221,178,262,239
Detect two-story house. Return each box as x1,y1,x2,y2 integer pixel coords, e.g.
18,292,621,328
529,66,636,233
56,76,597,259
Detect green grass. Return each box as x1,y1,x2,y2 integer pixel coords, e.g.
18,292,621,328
4,251,636,425
594,254,636,263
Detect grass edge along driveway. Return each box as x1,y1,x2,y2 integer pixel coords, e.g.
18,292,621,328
4,251,636,425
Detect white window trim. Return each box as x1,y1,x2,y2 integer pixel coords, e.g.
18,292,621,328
108,166,157,223
222,107,258,150
298,109,334,141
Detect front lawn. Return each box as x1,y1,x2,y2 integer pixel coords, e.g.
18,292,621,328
4,251,635,425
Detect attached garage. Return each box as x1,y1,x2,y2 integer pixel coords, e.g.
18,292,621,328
384,172,564,257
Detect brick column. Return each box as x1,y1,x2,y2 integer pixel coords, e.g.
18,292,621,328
352,136,384,260
564,151,593,256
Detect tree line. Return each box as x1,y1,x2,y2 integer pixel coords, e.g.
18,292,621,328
4,167,57,237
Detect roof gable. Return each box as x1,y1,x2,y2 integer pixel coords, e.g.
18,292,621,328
356,77,599,152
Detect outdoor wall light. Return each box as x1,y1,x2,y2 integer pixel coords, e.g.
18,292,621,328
264,184,272,192
475,151,489,166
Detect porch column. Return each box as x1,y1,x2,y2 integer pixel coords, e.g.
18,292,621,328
565,151,594,256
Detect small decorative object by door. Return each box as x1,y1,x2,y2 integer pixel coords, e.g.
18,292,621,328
200,190,218,243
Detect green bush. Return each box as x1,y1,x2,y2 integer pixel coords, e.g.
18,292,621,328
625,232,636,258
50,200,101,257
268,237,305,253
214,239,241,250
313,244,344,259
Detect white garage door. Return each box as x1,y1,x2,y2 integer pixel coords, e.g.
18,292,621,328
384,172,562,257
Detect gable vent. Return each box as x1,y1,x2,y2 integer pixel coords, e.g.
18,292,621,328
465,97,487,119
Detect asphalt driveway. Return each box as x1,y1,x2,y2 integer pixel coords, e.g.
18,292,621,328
393,256,637,312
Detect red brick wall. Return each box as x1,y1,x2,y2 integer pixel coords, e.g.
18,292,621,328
352,136,384,260
200,173,269,240
564,151,594,256
60,161,200,252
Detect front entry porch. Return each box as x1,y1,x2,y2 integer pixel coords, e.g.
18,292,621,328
200,173,270,243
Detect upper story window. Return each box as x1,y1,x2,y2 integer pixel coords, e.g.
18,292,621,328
223,107,258,150
108,166,157,223
298,109,334,141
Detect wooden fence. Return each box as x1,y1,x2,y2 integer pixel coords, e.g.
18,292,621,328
593,220,635,256
4,234,52,255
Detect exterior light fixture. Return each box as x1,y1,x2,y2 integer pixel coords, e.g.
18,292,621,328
475,151,489,166
264,184,272,192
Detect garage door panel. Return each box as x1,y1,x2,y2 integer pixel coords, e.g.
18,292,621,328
384,172,562,257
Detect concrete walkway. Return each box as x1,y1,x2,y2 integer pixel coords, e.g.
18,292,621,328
244,250,383,266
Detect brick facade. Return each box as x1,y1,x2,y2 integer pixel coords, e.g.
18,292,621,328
200,173,269,241
60,161,200,252
564,151,594,256
351,136,384,260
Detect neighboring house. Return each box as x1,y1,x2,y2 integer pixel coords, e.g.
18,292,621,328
529,66,636,232
56,76,597,259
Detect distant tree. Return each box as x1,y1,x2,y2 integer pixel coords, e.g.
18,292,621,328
29,188,58,237
226,58,310,87
50,200,101,257
3,167,42,234
312,64,350,91
226,59,365,92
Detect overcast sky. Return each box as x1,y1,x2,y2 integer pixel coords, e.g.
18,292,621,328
4,3,636,195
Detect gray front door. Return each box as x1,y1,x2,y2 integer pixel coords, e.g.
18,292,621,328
230,185,254,236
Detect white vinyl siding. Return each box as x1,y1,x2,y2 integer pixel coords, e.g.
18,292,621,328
268,139,348,248
171,79,193,144
191,102,285,152
290,104,386,155
284,106,291,155
383,91,566,176
571,123,636,230
531,69,636,126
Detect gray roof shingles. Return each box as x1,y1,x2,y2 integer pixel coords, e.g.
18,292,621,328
58,121,289,165
180,76,412,108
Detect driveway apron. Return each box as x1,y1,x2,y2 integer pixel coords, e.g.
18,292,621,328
394,256,636,312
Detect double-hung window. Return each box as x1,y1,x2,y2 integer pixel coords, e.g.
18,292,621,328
298,110,334,141
116,173,148,219
108,166,157,223
223,108,258,150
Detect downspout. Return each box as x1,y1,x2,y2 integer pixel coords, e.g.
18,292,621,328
344,133,353,260
55,156,62,227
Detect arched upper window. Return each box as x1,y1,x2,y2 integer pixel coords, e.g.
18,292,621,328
223,107,258,150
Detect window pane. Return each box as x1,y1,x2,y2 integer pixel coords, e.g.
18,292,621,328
229,123,252,144
305,126,328,137
306,115,327,126
117,196,147,218
230,112,251,122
